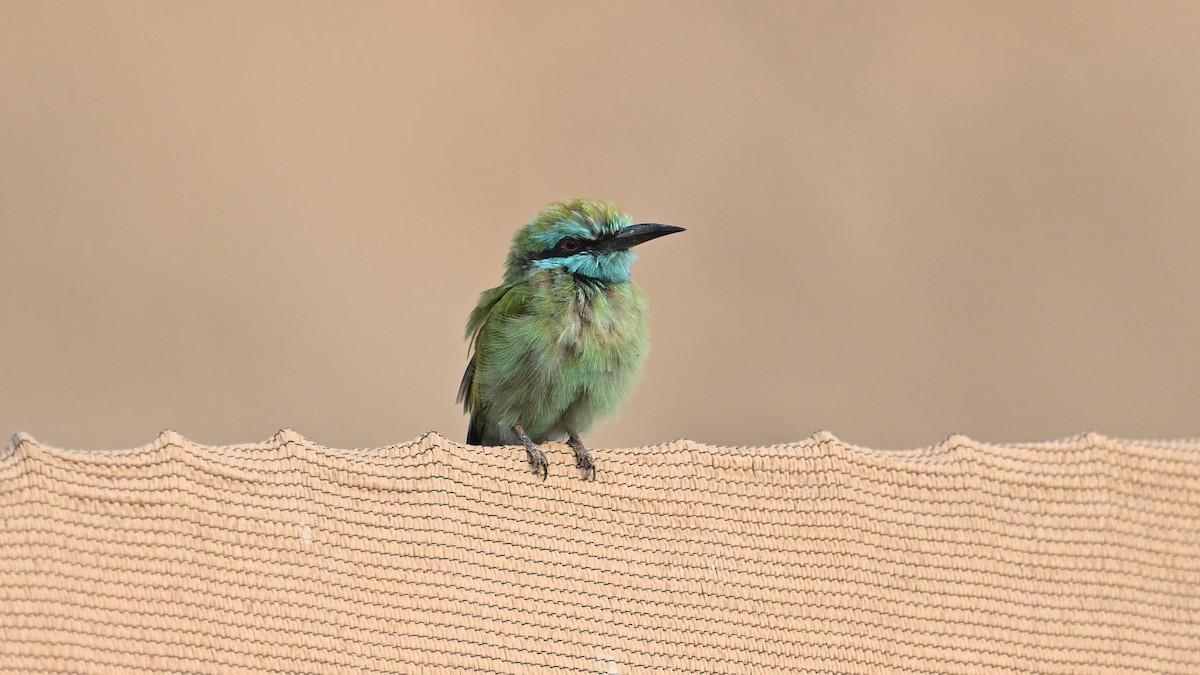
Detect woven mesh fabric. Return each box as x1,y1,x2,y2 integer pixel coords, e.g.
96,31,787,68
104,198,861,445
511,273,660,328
1,430,1198,673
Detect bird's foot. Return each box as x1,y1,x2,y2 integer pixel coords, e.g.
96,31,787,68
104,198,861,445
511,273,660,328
567,433,596,481
523,444,549,480
513,425,548,480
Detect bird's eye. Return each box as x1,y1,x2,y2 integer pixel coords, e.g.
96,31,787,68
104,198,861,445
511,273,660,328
558,237,581,253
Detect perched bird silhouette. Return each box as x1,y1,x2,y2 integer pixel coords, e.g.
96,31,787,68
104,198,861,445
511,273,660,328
458,199,684,480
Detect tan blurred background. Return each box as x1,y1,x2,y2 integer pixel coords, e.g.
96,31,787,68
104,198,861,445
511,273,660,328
2,1,1198,452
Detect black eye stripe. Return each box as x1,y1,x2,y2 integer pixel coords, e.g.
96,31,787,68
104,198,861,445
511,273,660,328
528,236,604,261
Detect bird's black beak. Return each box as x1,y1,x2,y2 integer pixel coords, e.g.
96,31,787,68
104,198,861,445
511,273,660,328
602,223,686,251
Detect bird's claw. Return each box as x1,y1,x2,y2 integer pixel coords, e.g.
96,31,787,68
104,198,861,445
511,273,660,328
512,425,548,481
526,446,549,480
577,455,595,481
568,436,596,481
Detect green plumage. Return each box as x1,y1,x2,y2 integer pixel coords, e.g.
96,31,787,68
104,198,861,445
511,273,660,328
458,198,682,479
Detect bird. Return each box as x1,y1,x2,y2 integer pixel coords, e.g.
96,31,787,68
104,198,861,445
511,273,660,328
457,198,684,480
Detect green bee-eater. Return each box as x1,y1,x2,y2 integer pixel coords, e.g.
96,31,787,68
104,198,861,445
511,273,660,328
457,198,684,480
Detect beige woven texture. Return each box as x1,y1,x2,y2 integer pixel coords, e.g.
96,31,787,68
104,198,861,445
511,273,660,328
2,431,1198,674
